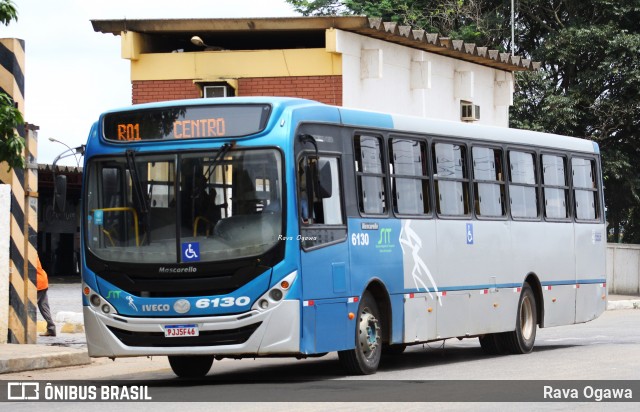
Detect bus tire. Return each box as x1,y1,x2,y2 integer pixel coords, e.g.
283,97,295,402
338,291,382,375
478,333,505,355
383,343,407,356
168,355,214,378
503,283,537,354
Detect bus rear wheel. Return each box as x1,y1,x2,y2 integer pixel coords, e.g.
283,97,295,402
503,283,537,354
168,355,214,378
338,291,382,375
479,333,505,355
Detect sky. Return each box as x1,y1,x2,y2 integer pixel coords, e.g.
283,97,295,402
4,0,298,165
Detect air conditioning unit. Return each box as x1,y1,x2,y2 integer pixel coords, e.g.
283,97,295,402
204,85,228,98
461,102,480,122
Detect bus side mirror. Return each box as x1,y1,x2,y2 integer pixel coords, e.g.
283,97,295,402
315,160,332,199
54,175,67,213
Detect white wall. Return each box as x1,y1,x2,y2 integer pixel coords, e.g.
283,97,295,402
607,244,640,295
335,30,512,127
0,184,10,344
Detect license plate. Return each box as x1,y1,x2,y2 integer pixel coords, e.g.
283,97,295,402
164,324,199,338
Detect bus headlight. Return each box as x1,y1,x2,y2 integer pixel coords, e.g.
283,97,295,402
90,294,101,307
269,289,283,301
252,271,297,312
84,284,118,315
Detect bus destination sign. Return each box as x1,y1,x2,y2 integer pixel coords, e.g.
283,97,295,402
103,104,271,142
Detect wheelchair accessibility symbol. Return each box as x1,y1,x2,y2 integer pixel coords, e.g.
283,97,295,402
182,242,200,262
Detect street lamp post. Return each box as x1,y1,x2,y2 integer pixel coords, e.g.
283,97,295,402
48,137,82,168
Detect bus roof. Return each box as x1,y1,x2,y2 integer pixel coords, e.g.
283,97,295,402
98,97,598,155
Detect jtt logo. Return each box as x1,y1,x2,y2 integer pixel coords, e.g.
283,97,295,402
378,228,392,245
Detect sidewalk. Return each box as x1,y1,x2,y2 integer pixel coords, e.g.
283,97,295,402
1,294,639,375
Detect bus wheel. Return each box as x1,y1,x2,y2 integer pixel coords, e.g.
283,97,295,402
503,283,537,354
383,343,407,356
338,291,382,375
168,355,214,378
478,333,505,355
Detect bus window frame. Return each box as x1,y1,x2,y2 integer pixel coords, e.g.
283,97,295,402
540,151,572,223
388,134,434,220
469,143,508,221
570,155,602,224
506,147,542,222
432,138,472,220
296,150,348,252
352,132,390,219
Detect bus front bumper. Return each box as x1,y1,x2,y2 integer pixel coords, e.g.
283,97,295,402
83,300,300,357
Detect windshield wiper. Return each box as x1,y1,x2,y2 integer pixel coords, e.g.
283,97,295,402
204,142,234,181
125,149,151,245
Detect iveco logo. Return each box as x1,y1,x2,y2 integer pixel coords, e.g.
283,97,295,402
174,299,191,314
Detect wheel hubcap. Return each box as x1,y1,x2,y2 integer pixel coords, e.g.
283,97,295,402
520,295,534,340
358,309,380,358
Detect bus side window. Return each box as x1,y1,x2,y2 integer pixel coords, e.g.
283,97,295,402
472,146,505,217
298,156,343,226
541,154,569,219
433,142,470,216
389,138,430,215
508,150,539,219
298,155,345,249
355,135,387,215
572,157,599,221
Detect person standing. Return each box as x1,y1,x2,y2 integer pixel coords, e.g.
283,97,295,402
36,255,56,337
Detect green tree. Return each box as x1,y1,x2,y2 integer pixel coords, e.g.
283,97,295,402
287,0,512,46
288,0,640,242
0,0,24,171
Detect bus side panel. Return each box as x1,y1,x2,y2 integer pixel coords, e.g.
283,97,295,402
348,218,404,342
399,219,439,342
513,221,576,327
463,220,514,334
403,293,437,342
300,241,353,353
574,222,607,323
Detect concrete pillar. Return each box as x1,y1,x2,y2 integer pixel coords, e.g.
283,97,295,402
0,38,37,344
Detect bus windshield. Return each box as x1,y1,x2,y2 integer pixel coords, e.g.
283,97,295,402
85,148,283,264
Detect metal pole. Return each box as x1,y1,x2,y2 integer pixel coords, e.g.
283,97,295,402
511,0,515,56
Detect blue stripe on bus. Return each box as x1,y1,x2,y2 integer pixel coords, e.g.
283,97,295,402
541,279,606,286
304,277,607,300
400,278,606,293
592,141,600,154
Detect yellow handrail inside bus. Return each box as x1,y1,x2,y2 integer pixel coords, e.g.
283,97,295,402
193,216,211,237
92,207,140,246
102,229,116,247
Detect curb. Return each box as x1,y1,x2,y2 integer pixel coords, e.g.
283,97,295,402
0,345,90,374
607,300,640,311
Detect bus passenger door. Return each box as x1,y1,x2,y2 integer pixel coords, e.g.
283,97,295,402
297,156,351,353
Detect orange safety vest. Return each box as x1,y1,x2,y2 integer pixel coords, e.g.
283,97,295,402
36,256,48,291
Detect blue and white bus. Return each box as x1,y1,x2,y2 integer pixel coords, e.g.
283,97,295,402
79,97,606,377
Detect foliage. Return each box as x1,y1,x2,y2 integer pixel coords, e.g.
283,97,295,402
0,93,25,170
0,0,16,26
287,0,640,243
0,0,23,171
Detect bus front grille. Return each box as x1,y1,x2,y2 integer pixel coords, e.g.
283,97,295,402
106,322,261,347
